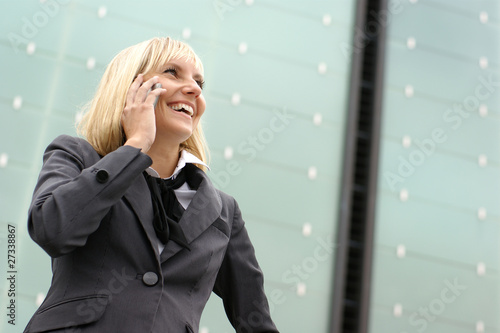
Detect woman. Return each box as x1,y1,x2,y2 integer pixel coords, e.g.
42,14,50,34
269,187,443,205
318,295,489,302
24,37,278,333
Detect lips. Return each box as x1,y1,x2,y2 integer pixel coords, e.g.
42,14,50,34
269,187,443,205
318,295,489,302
167,102,194,117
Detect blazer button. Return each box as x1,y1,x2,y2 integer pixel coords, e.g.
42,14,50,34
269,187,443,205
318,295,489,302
142,272,159,286
95,170,109,183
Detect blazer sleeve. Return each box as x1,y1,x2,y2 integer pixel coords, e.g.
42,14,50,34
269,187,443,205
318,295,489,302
28,135,152,258
213,198,279,333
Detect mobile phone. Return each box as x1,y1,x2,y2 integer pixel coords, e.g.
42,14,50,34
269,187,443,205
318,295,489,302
147,83,162,109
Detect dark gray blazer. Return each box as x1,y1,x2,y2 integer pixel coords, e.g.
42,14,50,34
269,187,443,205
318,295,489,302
24,135,278,333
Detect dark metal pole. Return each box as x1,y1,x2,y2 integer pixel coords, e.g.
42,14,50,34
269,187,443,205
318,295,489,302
358,0,388,331
329,0,388,331
329,0,368,332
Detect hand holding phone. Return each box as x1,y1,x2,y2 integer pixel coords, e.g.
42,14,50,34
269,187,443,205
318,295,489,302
122,75,164,153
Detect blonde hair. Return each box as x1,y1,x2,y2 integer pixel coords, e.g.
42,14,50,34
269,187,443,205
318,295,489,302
78,37,209,169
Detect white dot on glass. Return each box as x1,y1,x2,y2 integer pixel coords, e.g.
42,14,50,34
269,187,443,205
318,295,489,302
40,0,47,3
200,327,209,333
399,189,409,202
396,244,406,258
409,0,418,3
36,293,45,306
308,166,317,180
97,6,107,18
0,153,8,168
479,104,488,117
478,154,487,167
302,223,312,237
26,42,36,55
75,111,84,123
231,93,241,106
224,146,234,160
477,262,486,277
406,37,416,50
313,113,322,126
479,11,488,24
182,28,191,40
86,57,96,70
13,96,23,110
402,135,411,148
476,320,485,333
238,42,248,55
478,207,487,220
404,85,414,98
296,283,307,296
318,62,327,75
479,57,488,69
245,0,254,5
393,303,403,317
322,14,332,26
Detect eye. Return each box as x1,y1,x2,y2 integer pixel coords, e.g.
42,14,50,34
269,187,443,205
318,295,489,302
197,80,205,90
163,67,177,76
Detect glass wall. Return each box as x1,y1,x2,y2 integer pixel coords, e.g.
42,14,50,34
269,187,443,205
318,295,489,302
370,0,500,332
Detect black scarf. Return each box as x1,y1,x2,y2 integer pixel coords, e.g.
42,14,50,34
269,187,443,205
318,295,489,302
143,164,202,251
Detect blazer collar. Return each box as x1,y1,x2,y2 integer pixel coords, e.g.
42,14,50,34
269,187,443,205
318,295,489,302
124,165,222,263
160,166,222,262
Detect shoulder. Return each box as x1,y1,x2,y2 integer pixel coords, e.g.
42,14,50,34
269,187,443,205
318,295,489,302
44,135,101,166
215,188,236,207
48,134,92,151
214,188,243,221
47,134,93,152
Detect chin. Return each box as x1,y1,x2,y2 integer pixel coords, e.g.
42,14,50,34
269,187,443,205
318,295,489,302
174,129,194,144
179,127,194,139
157,122,194,141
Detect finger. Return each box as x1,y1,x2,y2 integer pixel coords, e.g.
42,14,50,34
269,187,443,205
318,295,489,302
136,76,159,104
126,74,144,107
145,88,166,109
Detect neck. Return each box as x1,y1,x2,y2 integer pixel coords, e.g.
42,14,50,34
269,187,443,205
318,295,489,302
147,140,181,178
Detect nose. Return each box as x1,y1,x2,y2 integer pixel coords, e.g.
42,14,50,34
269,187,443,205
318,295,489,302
182,79,202,98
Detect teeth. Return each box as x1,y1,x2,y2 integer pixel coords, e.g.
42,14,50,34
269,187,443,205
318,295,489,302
169,103,194,116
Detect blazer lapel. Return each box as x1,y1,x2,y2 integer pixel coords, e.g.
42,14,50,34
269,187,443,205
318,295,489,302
123,175,161,262
160,168,222,262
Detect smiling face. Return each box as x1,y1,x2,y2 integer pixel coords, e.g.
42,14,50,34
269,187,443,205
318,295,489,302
145,57,206,146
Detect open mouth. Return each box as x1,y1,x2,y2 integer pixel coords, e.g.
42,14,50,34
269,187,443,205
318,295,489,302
168,103,194,117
